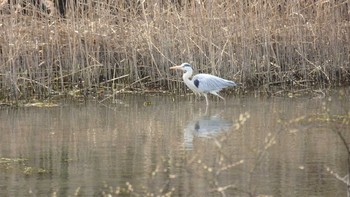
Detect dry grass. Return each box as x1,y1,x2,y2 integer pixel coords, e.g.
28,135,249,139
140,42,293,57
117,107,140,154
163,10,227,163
0,0,349,100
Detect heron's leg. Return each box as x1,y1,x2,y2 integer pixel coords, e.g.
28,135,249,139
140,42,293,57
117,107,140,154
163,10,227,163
204,93,209,106
210,92,226,104
190,92,200,102
210,92,225,100
195,92,201,100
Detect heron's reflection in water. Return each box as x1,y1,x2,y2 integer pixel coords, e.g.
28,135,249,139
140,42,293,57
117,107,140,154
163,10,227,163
183,111,233,150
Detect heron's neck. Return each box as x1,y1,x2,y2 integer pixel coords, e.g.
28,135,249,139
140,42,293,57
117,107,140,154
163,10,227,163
182,69,193,82
182,69,198,92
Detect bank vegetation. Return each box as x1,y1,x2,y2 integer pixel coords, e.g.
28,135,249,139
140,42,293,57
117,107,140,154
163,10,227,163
0,0,349,101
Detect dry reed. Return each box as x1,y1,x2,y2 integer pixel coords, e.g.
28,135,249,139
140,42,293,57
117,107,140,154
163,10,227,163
0,0,349,100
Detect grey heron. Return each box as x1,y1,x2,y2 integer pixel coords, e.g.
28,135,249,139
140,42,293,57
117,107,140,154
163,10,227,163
170,63,237,105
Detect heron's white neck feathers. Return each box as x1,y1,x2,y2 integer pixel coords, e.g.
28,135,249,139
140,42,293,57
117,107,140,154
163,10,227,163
182,68,198,92
182,68,193,80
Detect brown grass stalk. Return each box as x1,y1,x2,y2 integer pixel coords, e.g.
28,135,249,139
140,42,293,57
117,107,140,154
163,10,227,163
0,0,349,100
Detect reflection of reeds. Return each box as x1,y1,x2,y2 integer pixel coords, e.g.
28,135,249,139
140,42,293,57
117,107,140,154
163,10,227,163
0,1,349,100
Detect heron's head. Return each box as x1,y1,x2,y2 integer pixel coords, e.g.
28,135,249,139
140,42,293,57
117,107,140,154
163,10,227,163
170,63,193,73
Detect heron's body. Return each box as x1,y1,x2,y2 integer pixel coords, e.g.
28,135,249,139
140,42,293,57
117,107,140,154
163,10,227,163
170,63,237,105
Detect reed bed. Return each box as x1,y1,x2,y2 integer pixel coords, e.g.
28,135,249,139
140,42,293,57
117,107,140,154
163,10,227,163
0,0,349,100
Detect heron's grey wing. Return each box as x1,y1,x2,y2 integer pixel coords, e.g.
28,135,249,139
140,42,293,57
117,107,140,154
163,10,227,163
193,74,233,92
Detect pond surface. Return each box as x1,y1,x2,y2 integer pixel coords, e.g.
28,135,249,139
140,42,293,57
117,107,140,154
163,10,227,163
0,89,349,196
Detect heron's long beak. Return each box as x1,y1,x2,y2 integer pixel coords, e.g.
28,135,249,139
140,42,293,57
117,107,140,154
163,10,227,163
170,65,182,70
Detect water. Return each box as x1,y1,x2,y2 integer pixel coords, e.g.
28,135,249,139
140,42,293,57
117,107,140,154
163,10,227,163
0,89,349,196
